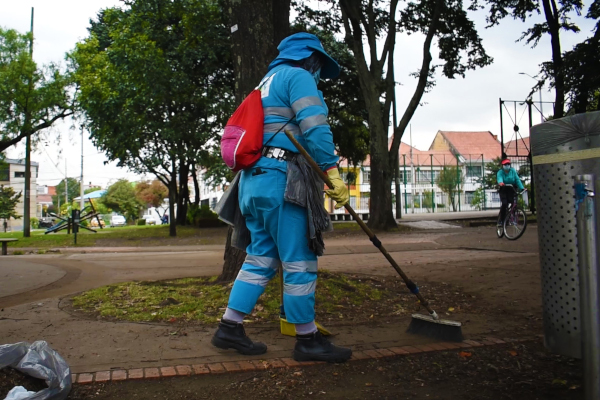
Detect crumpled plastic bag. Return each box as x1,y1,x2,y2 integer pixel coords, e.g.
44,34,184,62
5,387,37,400
0,341,71,400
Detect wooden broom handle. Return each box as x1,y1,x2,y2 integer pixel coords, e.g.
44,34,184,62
284,130,435,316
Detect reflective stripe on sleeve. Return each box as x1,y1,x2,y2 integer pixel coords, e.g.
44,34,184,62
264,107,294,119
291,96,322,114
299,114,328,133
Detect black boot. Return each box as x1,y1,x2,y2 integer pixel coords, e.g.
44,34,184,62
211,319,267,355
293,331,352,363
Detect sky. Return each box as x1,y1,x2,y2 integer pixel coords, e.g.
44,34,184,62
1,1,597,188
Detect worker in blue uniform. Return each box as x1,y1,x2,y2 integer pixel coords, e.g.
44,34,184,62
212,33,352,363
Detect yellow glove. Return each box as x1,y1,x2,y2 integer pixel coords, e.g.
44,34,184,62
324,168,349,209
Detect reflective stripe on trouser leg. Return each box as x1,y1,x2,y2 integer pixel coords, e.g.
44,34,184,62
227,255,279,314
282,270,317,324
275,200,318,324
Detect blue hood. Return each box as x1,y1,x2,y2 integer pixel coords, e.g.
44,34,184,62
268,33,340,79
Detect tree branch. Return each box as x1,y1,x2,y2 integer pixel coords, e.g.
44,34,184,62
390,0,443,162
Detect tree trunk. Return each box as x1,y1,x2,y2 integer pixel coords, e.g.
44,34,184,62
168,170,177,237
177,161,189,225
192,163,200,206
219,0,290,282
217,226,247,282
542,0,564,118
368,129,397,229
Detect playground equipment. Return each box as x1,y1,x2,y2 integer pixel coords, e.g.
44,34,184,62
45,198,104,237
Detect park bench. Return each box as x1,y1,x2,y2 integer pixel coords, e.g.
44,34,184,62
0,238,18,255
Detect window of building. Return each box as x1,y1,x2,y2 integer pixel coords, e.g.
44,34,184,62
465,191,475,204
416,170,440,183
210,198,217,210
349,196,357,208
399,170,412,183
14,171,25,178
466,165,483,178
362,170,370,184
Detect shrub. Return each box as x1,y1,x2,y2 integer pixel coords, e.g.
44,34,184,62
137,219,146,226
31,217,39,229
187,204,218,226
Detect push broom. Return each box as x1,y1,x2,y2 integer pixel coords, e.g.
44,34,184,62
284,130,463,342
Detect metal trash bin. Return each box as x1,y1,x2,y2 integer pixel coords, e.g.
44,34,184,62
531,111,600,358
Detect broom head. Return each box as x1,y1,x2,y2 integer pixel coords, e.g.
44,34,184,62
407,313,464,342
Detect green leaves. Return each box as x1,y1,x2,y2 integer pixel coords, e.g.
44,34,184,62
0,28,74,152
52,177,81,208
72,0,234,177
102,179,145,221
72,1,236,234
0,185,22,220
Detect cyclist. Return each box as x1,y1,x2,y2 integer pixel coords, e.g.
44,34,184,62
497,158,525,225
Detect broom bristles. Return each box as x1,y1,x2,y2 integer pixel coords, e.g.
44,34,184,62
407,314,464,342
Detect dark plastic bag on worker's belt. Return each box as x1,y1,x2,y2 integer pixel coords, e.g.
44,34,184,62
0,341,71,400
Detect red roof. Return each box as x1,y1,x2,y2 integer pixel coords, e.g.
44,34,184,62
434,131,501,161
339,130,501,168
339,143,457,168
48,186,57,196
505,137,530,156
38,194,53,204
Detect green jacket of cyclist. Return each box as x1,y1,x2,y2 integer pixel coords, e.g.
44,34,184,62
497,160,525,190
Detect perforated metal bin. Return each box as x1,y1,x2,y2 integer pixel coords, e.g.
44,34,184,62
531,111,600,359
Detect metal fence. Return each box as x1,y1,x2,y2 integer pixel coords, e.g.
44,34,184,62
327,153,534,218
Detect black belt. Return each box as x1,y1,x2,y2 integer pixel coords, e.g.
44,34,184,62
262,146,296,161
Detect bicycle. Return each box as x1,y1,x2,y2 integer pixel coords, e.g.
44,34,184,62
496,184,528,240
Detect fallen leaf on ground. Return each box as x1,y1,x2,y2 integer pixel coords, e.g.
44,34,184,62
459,351,472,358
365,383,373,386
552,379,567,386
508,350,518,356
448,307,455,312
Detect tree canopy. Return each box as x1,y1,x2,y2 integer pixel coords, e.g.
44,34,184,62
0,28,75,153
437,166,463,211
102,179,144,221
295,0,492,228
52,177,81,208
135,179,168,208
539,2,600,113
71,0,234,236
0,185,21,221
483,0,590,118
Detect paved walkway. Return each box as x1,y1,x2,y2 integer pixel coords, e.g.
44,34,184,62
0,225,540,376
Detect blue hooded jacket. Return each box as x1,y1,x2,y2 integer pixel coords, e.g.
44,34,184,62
254,33,340,172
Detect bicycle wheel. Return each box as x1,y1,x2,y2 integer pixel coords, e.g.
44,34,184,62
504,208,527,240
496,212,504,238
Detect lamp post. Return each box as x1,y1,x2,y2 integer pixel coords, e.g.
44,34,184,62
519,72,544,123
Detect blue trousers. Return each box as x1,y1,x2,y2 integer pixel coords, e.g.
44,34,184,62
227,167,317,324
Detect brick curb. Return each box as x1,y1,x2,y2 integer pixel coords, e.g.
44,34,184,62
70,337,532,385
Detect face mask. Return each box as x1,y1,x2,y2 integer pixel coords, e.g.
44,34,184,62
312,68,321,85
503,165,511,171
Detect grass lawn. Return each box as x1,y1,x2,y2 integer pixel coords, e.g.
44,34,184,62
0,224,229,250
0,221,411,251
